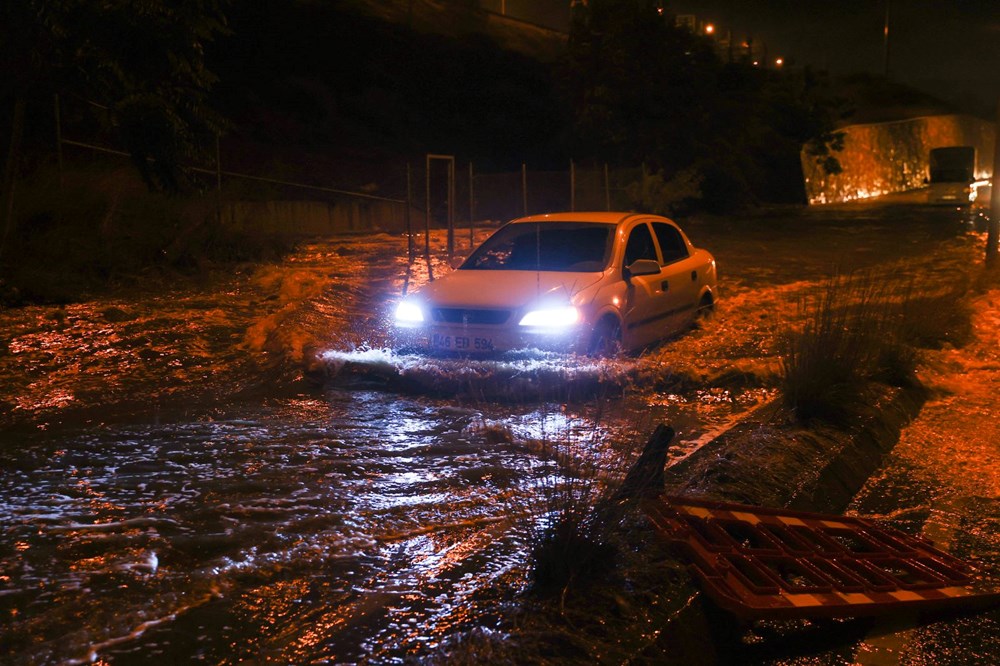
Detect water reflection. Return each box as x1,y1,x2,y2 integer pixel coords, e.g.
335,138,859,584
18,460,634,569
1,374,754,663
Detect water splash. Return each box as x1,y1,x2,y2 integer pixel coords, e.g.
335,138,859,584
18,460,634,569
319,347,635,401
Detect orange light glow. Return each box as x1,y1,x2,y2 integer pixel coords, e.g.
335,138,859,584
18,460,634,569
801,114,994,205
704,24,715,35
775,58,784,67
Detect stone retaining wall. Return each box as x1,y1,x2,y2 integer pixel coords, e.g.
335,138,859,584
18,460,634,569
802,114,995,205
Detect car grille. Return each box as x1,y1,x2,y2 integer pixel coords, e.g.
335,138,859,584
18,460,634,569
431,308,511,325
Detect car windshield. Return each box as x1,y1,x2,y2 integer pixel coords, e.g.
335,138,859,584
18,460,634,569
462,222,615,272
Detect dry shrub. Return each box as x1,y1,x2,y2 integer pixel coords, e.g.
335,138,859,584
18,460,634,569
525,435,625,597
782,270,973,422
524,422,674,597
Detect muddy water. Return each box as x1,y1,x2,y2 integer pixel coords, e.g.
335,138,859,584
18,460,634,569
0,203,985,663
0,229,768,664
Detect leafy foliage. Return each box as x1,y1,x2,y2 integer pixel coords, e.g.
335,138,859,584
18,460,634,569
1,0,226,191
562,0,718,170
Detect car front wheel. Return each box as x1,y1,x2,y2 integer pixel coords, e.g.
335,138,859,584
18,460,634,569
589,317,622,357
696,292,715,319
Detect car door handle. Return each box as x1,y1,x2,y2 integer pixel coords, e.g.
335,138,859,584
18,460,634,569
690,270,698,282
661,280,670,291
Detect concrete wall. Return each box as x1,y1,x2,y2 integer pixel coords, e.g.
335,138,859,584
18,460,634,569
802,114,996,205
223,199,417,236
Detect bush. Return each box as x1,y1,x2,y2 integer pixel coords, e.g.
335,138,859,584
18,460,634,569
524,421,675,597
781,271,973,422
525,435,622,596
625,167,702,216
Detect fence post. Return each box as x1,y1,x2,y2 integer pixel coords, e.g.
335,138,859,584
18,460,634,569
54,94,64,187
522,163,528,216
406,163,414,263
468,162,475,248
570,159,576,212
604,163,611,211
215,133,223,226
447,157,455,264
988,98,1000,269
0,97,26,262
424,155,434,281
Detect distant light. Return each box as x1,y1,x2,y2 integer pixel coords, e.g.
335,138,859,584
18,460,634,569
753,60,759,66
704,24,715,35
775,58,784,67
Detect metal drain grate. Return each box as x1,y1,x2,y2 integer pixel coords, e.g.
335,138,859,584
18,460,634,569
644,495,1000,621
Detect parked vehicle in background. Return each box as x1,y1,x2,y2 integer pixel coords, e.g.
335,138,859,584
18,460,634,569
393,212,717,355
926,146,978,206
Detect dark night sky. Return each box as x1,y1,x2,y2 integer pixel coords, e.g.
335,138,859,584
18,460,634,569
517,0,1000,116
668,0,1000,113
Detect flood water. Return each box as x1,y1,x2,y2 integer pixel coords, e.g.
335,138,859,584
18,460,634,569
0,202,989,663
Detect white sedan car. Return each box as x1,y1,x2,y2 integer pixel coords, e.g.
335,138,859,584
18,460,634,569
394,212,717,355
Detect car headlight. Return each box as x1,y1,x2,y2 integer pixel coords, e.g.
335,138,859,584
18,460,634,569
394,300,425,325
518,306,580,328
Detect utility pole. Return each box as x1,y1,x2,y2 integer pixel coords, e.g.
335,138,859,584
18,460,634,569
883,0,891,78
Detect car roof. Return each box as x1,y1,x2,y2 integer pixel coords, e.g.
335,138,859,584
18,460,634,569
509,212,671,226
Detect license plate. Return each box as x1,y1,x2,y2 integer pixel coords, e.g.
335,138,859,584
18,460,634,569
431,333,494,352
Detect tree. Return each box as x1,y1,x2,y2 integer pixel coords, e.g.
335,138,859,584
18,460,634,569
1,0,226,257
58,1,227,190
562,0,718,169
561,0,844,210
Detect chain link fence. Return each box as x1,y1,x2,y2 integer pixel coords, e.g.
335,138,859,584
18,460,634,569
51,95,647,250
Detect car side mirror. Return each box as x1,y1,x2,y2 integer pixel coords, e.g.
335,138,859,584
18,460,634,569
624,259,661,280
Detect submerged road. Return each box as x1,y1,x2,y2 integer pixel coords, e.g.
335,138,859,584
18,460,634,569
0,201,993,664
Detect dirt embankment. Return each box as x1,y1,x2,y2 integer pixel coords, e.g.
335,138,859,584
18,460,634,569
665,383,928,514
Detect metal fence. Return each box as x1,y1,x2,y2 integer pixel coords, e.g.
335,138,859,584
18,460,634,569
51,94,645,260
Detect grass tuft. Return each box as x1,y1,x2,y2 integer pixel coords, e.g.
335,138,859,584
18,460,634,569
524,435,623,596
781,270,973,422
523,420,673,598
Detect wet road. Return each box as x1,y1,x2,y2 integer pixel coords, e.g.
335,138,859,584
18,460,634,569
0,201,992,663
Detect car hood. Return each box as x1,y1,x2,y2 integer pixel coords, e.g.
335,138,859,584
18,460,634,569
416,269,605,309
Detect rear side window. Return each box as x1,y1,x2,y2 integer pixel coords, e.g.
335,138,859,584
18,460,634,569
653,222,690,264
624,223,658,266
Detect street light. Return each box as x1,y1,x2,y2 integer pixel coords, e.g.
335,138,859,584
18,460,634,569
705,23,715,35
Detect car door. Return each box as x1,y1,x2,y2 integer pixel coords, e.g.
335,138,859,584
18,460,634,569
652,221,702,332
619,221,673,348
